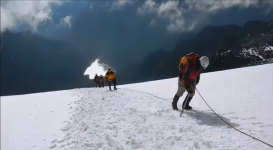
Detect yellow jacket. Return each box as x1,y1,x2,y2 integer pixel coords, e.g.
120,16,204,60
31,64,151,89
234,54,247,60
105,71,116,81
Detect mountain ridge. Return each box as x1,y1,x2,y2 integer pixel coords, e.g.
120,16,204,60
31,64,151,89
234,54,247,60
1,19,273,96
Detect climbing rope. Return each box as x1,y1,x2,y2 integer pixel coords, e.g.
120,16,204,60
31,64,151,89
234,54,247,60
195,88,273,148
120,88,172,100
118,87,273,148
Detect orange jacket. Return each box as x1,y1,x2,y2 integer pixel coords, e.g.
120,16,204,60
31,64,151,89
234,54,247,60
105,71,116,81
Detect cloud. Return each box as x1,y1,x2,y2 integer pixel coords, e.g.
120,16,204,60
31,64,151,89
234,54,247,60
187,0,273,13
157,0,183,19
167,19,197,32
137,0,273,33
137,0,157,14
0,1,63,32
20,0,272,71
66,2,180,69
149,19,156,26
138,0,189,32
60,16,72,27
110,0,134,11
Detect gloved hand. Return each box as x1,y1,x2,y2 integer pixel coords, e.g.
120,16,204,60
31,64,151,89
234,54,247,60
196,77,200,85
196,80,199,85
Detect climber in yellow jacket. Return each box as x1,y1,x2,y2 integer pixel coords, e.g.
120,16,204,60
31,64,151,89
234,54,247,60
105,68,117,90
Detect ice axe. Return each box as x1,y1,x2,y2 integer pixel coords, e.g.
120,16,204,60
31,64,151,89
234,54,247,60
180,94,190,117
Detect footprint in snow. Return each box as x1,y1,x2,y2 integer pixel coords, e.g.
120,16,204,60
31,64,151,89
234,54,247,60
57,138,65,143
251,122,262,125
230,116,239,119
60,144,65,147
49,144,56,149
223,112,236,115
61,124,72,131
83,126,88,131
51,139,58,143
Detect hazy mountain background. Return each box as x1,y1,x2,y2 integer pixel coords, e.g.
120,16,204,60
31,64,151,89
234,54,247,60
1,0,273,96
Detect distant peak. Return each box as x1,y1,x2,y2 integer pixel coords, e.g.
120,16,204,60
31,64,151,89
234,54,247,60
19,30,35,34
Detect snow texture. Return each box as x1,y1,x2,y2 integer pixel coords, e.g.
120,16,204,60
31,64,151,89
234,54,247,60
265,46,273,51
1,64,273,150
216,46,273,63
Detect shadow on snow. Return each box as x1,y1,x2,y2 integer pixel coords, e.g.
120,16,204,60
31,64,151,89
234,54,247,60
179,109,240,128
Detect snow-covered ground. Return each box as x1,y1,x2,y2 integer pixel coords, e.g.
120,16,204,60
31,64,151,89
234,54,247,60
1,64,273,150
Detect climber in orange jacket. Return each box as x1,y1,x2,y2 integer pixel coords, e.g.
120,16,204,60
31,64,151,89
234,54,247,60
105,68,117,90
172,52,209,110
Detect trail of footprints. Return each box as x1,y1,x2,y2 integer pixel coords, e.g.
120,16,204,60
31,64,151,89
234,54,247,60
47,88,270,150
47,89,185,149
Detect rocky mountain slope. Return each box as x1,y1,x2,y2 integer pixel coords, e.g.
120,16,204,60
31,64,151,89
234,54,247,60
0,30,93,96
1,20,272,96
118,20,273,84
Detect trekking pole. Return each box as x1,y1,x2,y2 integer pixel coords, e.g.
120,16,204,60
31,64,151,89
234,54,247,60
180,94,190,117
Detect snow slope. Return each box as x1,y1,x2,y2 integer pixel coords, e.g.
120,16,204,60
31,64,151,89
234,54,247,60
1,64,273,150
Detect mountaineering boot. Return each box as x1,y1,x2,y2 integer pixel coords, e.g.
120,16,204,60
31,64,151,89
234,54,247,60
182,95,193,110
172,95,180,110
184,105,192,110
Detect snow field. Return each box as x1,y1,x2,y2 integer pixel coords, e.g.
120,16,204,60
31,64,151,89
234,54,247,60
1,64,273,150
1,90,79,150
49,87,271,149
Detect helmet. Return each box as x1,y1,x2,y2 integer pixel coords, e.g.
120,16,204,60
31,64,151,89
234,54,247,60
199,56,209,69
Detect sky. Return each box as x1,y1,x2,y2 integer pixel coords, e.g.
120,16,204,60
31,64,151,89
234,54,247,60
1,0,273,69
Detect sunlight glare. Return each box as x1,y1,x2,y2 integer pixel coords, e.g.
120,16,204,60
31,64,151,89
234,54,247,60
84,58,110,79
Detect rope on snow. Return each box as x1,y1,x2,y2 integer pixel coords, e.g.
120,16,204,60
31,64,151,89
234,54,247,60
195,88,273,148
117,87,273,148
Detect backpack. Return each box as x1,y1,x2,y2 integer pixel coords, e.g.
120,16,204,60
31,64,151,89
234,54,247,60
99,76,104,82
179,52,200,70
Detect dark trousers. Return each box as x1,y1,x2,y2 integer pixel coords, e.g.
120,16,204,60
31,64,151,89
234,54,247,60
98,81,104,88
95,82,99,87
107,79,117,90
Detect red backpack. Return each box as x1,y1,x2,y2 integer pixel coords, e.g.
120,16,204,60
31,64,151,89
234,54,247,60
179,52,200,71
